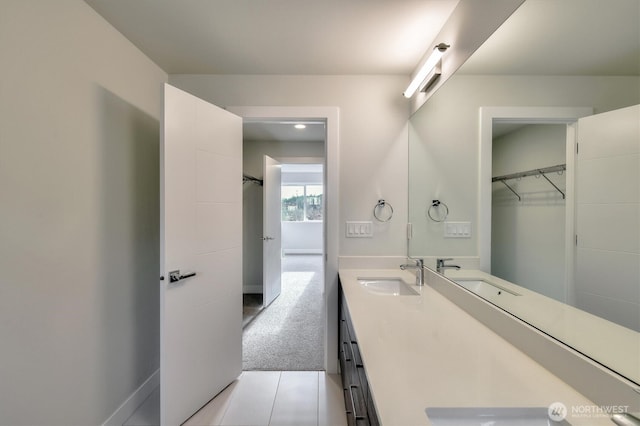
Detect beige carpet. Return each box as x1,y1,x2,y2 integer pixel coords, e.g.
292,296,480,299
242,255,324,370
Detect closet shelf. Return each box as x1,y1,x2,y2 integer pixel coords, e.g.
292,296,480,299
492,164,566,201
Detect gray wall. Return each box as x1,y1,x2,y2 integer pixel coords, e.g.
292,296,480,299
0,1,167,424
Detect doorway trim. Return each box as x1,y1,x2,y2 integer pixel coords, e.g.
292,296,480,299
229,106,339,374
478,106,592,302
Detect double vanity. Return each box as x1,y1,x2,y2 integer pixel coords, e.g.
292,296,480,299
338,261,639,426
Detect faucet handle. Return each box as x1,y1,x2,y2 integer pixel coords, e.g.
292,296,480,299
437,258,453,265
411,258,424,269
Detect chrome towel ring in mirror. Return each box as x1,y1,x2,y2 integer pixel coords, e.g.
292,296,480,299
427,199,448,222
373,199,394,222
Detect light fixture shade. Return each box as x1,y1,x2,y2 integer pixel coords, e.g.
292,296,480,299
403,43,450,98
418,60,442,93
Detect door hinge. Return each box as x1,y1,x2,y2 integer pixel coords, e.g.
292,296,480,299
575,234,578,246
576,142,579,155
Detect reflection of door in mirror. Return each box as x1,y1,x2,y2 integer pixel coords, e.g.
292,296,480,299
491,123,567,302
574,105,640,333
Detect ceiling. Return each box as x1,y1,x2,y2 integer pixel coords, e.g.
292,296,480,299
459,0,640,76
85,0,638,142
84,0,639,77
84,0,459,75
243,121,326,143
85,1,463,143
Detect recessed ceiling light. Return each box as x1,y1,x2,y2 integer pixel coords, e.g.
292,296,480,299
294,124,306,130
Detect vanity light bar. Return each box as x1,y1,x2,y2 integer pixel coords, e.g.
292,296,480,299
403,43,450,98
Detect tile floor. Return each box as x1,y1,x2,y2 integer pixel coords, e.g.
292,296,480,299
124,371,347,426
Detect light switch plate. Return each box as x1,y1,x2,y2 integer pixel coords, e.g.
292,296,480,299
444,221,471,238
346,221,373,238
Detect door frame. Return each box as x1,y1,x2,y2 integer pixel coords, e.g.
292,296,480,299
478,106,592,303
229,106,339,374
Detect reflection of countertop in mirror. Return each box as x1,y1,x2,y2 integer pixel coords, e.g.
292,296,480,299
442,269,640,386
339,268,612,426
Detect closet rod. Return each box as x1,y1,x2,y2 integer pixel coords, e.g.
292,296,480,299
492,164,566,200
492,164,566,182
242,173,263,186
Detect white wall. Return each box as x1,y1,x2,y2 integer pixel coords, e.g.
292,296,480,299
491,124,567,301
282,222,323,254
409,75,640,258
575,105,640,332
170,75,410,258
0,1,167,425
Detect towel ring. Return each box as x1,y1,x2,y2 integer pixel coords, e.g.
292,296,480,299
373,199,393,222
427,200,449,222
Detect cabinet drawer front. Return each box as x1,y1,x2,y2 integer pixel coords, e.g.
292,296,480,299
348,385,368,422
366,387,380,426
356,365,369,403
341,321,353,359
351,340,363,367
344,309,357,342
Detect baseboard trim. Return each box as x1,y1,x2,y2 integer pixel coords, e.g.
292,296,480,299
283,249,323,255
102,369,160,426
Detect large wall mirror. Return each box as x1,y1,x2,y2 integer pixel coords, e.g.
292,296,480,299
409,0,640,385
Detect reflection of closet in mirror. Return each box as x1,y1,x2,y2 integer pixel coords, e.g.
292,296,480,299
490,123,567,302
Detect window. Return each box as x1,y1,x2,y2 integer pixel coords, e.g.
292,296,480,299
282,185,323,221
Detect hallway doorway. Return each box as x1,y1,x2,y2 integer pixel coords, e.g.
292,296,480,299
232,105,339,374
240,117,326,371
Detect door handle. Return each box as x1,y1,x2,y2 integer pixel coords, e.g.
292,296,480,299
169,269,197,283
261,236,275,241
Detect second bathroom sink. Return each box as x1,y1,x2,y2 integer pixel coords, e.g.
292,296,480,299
357,277,419,296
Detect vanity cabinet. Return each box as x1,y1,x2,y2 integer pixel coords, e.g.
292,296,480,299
339,283,380,426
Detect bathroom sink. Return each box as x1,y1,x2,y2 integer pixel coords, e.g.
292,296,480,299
454,278,521,297
426,407,571,425
357,277,419,296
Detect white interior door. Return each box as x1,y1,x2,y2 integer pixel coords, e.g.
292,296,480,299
263,155,282,307
161,84,243,425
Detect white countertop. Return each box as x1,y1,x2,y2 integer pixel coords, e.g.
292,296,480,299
442,269,640,386
339,268,612,426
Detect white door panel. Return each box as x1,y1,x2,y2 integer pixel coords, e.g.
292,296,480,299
263,155,282,307
196,203,242,254
196,151,242,203
161,84,242,425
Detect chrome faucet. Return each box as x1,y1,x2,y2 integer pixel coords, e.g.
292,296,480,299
436,258,461,274
400,258,425,286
